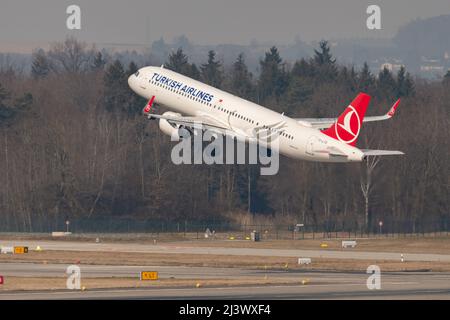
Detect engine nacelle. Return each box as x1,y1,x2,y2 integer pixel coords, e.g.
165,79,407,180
159,112,185,139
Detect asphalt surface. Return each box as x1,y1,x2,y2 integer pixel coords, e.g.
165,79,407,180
0,263,263,279
1,239,449,299
0,271,449,299
1,239,450,262
0,263,449,299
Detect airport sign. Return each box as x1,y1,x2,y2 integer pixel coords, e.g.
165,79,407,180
140,271,158,280
0,247,14,254
14,246,28,254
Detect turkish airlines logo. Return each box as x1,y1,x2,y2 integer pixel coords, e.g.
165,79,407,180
335,105,360,144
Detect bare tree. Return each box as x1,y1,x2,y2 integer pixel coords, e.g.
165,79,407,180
47,36,95,74
360,156,380,232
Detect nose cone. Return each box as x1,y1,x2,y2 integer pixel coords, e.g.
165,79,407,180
128,74,135,90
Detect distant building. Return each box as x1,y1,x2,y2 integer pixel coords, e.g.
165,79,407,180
420,65,444,72
380,62,404,73
419,56,445,76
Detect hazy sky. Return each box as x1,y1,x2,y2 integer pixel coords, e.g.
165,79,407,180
1,0,450,51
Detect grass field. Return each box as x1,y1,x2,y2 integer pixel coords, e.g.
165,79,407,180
0,276,314,292
1,249,449,272
1,233,450,254
180,238,450,255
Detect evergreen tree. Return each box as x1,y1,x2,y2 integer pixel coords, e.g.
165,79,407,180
31,49,51,79
396,65,406,96
403,72,415,96
350,67,358,92
313,40,336,66
312,40,337,80
291,59,313,78
0,83,11,121
283,58,315,113
258,46,287,101
127,61,139,75
200,50,223,88
377,67,397,100
103,60,129,114
396,66,415,97
165,48,190,75
284,76,313,114
0,83,9,104
358,62,375,93
92,52,107,71
230,53,253,98
0,84,32,123
338,66,358,93
188,64,201,80
443,70,450,85
397,66,414,97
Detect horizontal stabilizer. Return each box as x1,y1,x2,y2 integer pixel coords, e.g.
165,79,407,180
296,98,401,130
362,149,404,156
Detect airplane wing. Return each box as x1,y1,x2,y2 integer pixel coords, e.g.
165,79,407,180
296,99,401,129
148,112,263,144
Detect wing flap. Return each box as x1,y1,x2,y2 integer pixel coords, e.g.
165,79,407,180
313,146,347,157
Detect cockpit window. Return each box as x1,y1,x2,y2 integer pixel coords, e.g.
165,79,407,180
134,71,140,77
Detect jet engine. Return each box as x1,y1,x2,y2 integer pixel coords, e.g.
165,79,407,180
158,112,187,139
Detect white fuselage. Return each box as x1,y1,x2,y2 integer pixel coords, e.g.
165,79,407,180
128,66,365,162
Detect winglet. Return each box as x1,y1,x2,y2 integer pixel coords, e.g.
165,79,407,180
387,99,400,117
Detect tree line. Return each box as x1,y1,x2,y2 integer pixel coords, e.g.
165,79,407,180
0,37,448,232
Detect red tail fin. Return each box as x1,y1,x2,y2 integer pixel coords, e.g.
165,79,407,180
322,93,371,146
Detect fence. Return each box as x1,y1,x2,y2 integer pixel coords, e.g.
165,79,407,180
0,216,449,239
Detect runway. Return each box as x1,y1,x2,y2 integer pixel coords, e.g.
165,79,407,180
1,239,449,299
2,239,450,262
0,272,449,299
0,262,449,299
0,263,264,279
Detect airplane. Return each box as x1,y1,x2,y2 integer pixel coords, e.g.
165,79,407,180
128,65,403,163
